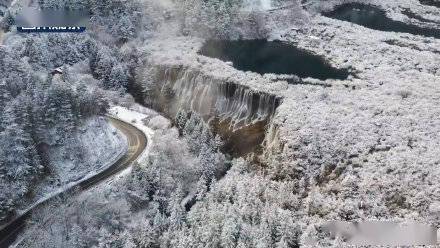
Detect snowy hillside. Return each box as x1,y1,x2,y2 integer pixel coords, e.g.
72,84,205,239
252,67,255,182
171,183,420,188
30,117,127,205
2,0,440,247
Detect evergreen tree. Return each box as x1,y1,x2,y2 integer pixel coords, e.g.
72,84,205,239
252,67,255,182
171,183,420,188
69,224,86,247
0,81,11,110
0,81,11,132
0,103,41,181
44,85,61,127
175,109,188,134
59,96,76,136
31,82,49,139
43,78,78,141
168,185,185,231
75,82,88,119
220,215,239,248
199,143,216,179
0,10,15,31
195,175,208,200
90,47,115,81
23,38,49,67
108,64,129,89
61,64,70,82
114,16,136,42
214,135,224,150
153,205,166,233
255,220,274,248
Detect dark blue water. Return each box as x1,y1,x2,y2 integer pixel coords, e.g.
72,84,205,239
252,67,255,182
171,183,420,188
419,0,440,8
402,9,440,24
323,3,440,39
199,40,349,80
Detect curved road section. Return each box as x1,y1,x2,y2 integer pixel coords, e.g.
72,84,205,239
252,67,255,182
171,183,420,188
0,117,147,247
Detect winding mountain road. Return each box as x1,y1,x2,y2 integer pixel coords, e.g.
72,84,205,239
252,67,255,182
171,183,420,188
0,117,147,248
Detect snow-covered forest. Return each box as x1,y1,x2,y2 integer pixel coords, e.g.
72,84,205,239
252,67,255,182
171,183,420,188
1,0,440,247
0,0,144,225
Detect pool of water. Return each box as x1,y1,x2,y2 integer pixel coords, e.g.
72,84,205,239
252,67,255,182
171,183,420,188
323,3,440,39
199,40,349,80
419,0,440,8
402,9,440,24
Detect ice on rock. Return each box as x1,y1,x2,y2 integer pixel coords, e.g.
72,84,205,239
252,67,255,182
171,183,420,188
157,66,281,130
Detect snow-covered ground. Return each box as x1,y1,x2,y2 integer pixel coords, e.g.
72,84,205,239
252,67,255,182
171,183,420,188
50,118,126,183
242,0,272,10
4,0,440,245
33,104,159,192
140,0,440,244
9,107,160,247
18,117,128,214
108,104,156,166
89,104,160,187
260,0,271,10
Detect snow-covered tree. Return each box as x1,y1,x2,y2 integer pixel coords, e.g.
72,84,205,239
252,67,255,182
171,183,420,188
90,47,116,82
113,16,136,42
108,64,129,89
195,175,208,200
175,109,188,133
0,102,41,191
168,185,185,230
220,215,240,248
178,0,244,38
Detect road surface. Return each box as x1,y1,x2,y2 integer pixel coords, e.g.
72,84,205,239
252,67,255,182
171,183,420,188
0,117,147,247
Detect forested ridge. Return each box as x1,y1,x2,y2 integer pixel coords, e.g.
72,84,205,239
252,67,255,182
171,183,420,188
0,0,307,246
0,0,145,224
4,0,435,247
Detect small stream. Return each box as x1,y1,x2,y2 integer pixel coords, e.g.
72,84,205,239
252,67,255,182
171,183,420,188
199,39,349,80
323,3,440,39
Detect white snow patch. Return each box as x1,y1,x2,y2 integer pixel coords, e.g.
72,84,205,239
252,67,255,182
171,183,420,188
260,0,271,10
108,104,155,165
15,117,129,216
148,115,172,130
31,118,127,197
242,0,272,10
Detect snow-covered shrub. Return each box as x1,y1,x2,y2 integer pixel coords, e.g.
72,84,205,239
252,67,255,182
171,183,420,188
177,0,244,39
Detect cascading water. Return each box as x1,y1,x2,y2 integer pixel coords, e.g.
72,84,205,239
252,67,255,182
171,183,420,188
147,65,282,156
158,67,280,131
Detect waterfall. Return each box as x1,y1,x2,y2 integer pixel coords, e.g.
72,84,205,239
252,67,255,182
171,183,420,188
156,67,281,131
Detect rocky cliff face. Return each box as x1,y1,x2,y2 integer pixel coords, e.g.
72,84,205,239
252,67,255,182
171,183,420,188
137,58,283,156
151,66,281,128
